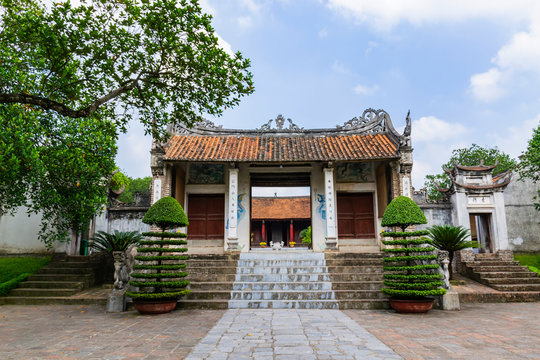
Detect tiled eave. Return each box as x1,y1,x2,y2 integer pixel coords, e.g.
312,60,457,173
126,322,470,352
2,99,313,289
164,133,400,162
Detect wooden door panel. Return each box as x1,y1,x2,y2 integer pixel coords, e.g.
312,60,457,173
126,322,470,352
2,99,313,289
337,193,375,238
188,194,224,240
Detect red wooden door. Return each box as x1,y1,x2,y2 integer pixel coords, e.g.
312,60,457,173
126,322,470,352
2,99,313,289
188,194,225,240
337,193,375,238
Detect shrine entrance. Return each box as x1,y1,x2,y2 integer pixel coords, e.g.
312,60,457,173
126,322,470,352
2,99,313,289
250,172,311,249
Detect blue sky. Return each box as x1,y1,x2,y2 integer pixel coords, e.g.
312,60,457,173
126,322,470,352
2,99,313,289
117,0,540,189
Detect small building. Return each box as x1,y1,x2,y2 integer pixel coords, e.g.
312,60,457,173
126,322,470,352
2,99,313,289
149,109,413,254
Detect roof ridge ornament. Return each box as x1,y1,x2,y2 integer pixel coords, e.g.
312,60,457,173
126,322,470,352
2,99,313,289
336,108,395,134
257,114,304,132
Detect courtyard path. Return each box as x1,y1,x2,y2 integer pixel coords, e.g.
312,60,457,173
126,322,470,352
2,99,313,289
185,309,399,360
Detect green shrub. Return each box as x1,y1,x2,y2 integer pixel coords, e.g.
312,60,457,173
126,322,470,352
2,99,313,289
142,196,189,230
381,196,427,231
514,252,540,269
300,226,312,248
427,225,477,279
91,230,143,254
0,257,50,295
117,176,151,203
381,197,445,299
110,171,130,192
127,197,190,303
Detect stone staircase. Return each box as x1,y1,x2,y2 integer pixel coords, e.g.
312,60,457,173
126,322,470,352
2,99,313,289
179,254,240,309
0,255,107,305
228,251,339,309
325,253,389,309
462,253,540,302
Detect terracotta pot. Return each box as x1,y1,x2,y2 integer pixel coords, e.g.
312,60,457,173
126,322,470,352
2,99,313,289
389,298,434,313
134,300,177,315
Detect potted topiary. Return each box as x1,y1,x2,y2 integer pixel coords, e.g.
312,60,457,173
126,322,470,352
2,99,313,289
300,226,312,249
126,196,190,315
381,196,446,313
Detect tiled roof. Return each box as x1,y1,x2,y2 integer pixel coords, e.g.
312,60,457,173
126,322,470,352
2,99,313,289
251,197,310,220
164,133,399,162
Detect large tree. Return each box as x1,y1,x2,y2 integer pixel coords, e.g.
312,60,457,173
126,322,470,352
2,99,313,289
423,144,517,200
1,0,253,138
0,0,254,249
518,125,540,211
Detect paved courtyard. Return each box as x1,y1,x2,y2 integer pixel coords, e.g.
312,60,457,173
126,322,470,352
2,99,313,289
0,303,539,359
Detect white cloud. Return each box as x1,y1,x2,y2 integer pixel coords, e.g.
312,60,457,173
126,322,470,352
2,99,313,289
352,83,378,95
469,68,506,102
331,60,352,75
116,121,152,178
239,0,262,13
494,24,540,73
490,115,540,158
216,34,234,56
237,16,253,29
319,27,328,38
412,116,468,143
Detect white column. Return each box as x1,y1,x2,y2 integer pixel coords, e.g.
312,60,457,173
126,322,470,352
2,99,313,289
228,168,239,243
493,192,509,251
324,167,337,249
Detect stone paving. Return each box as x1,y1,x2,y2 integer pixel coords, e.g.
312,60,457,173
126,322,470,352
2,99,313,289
185,309,399,360
1,303,540,359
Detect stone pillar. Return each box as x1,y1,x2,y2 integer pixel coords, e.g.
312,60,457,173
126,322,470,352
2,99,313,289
226,168,239,251
493,191,509,251
324,167,337,250
389,161,400,199
150,142,165,204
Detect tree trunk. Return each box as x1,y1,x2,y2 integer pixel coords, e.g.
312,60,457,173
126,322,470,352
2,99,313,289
448,251,455,280
67,230,79,255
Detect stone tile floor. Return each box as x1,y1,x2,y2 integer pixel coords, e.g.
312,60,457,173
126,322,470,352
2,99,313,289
1,303,539,359
185,309,399,360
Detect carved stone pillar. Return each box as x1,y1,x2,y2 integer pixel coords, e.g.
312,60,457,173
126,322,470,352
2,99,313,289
150,142,165,204
324,167,337,250
227,168,239,251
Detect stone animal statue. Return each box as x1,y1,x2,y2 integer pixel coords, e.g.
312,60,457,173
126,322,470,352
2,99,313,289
270,241,284,250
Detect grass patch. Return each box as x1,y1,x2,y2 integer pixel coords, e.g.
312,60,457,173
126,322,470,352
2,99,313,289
0,256,50,296
514,252,540,275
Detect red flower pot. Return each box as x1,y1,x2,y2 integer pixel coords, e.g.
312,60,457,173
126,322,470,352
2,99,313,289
389,298,434,313
134,300,177,315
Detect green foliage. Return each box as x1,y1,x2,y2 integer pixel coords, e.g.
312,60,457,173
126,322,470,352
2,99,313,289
134,255,189,261
142,231,187,238
514,252,540,269
136,247,187,253
381,196,427,231
110,171,129,192
139,240,188,246
380,206,445,299
528,266,540,275
126,290,191,300
0,256,50,295
130,280,190,287
132,264,187,271
300,226,312,248
0,105,118,247
424,144,517,200
131,271,187,278
428,225,477,279
0,0,254,140
518,125,540,211
117,177,152,204
91,230,142,254
142,197,189,230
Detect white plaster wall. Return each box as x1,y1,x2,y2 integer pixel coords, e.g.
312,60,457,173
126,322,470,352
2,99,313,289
0,207,65,254
310,163,326,252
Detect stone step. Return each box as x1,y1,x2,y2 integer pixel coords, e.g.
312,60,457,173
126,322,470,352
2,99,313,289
465,260,521,266
490,284,540,292
234,274,332,282
335,299,390,310
37,267,94,275
0,296,107,306
186,267,237,274
476,271,538,279
325,259,383,266
230,290,337,301
228,299,339,309
483,277,540,285
42,261,100,268
9,288,81,297
177,299,229,310
186,274,236,282
459,291,540,303
238,260,327,267
327,273,384,282
332,290,386,300
325,253,383,259
186,260,239,268
235,266,331,275
188,282,235,290
466,265,530,272
17,281,85,290
327,266,383,274
187,254,240,261
27,273,95,284
232,281,333,291
331,281,384,290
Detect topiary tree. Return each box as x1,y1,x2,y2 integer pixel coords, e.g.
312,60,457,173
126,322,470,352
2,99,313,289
126,197,190,307
427,225,477,279
381,196,446,301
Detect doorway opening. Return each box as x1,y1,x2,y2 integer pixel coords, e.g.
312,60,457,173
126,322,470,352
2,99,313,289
250,173,311,249
469,213,492,253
